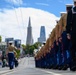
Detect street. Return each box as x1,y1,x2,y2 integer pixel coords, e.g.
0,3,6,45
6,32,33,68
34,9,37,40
0,57,76,75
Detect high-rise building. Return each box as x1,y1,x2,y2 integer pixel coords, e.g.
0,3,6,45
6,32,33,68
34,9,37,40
26,17,33,45
14,39,21,49
38,26,46,44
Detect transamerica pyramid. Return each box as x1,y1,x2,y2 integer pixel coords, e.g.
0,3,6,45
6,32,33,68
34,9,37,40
26,17,33,45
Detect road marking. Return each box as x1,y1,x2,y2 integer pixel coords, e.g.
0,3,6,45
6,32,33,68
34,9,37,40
1,67,23,75
0,69,14,75
0,70,11,74
37,69,62,75
0,60,27,75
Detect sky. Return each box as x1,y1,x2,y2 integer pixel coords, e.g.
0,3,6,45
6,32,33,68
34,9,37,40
0,0,73,44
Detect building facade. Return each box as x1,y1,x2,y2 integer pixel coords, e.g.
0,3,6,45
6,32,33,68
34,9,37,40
5,38,21,49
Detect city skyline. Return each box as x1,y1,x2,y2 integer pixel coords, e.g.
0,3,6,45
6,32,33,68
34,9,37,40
0,0,73,44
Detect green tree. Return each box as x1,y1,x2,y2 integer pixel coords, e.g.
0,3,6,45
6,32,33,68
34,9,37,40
33,42,41,49
0,36,2,42
22,44,27,54
21,42,41,55
26,44,30,54
22,44,26,50
15,49,20,59
29,45,35,55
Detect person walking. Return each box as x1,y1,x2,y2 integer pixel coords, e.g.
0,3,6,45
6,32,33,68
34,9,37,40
14,50,19,68
6,42,15,70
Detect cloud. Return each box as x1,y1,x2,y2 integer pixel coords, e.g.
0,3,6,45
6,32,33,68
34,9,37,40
35,3,49,6
5,0,23,5
0,7,59,44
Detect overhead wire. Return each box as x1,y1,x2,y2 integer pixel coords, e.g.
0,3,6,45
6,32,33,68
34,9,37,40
18,0,25,28
18,0,27,43
10,0,24,42
1,0,26,44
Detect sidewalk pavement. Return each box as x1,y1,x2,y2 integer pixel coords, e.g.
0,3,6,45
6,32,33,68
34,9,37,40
0,66,11,75
0,58,22,74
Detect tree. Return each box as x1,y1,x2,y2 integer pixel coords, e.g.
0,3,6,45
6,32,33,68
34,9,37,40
29,45,35,55
0,36,2,42
15,49,20,59
22,44,26,50
33,42,41,49
25,44,31,54
22,44,28,54
21,42,42,55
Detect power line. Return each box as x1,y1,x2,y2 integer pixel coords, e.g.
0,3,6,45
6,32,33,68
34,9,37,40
16,0,27,36
18,0,26,44
10,0,24,38
0,0,26,44
11,0,20,26
18,0,25,28
11,0,27,44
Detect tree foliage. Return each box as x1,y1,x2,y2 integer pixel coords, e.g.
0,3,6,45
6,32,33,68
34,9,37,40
0,36,2,42
33,42,41,49
15,49,20,59
22,44,26,50
21,42,41,55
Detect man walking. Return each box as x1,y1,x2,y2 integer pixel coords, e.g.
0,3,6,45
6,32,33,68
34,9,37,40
6,42,15,70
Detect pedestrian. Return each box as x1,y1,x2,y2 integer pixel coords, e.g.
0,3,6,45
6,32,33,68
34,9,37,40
6,42,15,70
14,50,19,67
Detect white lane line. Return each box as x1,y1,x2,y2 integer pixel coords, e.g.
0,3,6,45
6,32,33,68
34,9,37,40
1,58,27,75
1,67,24,75
37,69,62,75
0,70,11,74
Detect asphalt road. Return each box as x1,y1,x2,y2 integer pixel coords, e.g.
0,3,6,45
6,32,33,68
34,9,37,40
0,57,76,75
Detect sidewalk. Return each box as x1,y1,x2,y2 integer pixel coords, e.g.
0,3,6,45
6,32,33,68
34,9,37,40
0,58,22,74
0,57,33,72
0,65,11,74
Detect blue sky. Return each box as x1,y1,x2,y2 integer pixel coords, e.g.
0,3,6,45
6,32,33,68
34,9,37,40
0,0,73,17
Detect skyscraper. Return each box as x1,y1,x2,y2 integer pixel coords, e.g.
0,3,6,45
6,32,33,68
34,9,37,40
14,39,21,49
26,17,33,45
38,26,46,44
